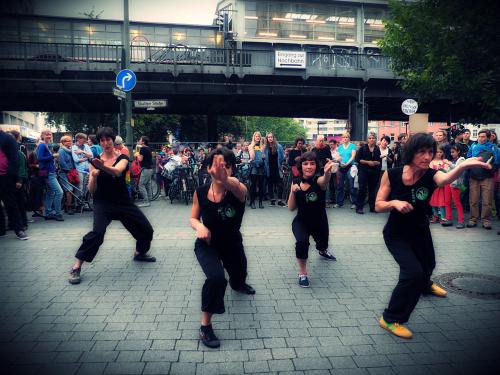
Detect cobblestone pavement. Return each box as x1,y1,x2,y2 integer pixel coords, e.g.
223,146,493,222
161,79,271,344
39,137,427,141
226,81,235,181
1,199,499,375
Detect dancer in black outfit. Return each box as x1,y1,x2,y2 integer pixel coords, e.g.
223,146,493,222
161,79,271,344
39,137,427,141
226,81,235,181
68,127,155,285
376,133,491,339
288,152,337,288
190,147,255,348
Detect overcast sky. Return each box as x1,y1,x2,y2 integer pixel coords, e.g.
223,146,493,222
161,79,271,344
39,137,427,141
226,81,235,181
30,0,220,25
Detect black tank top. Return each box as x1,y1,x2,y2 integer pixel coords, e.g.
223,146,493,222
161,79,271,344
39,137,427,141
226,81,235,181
386,167,437,230
196,183,245,246
93,154,130,204
295,176,326,221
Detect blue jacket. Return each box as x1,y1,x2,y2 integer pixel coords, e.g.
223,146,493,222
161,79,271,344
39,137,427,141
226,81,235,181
264,143,285,178
466,141,500,169
37,142,56,173
58,147,74,171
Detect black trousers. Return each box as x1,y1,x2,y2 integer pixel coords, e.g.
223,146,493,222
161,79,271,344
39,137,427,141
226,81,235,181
382,224,435,324
249,174,265,203
75,200,154,262
292,216,329,259
268,178,284,201
14,182,28,227
28,176,44,211
356,170,379,211
0,175,23,234
194,238,248,314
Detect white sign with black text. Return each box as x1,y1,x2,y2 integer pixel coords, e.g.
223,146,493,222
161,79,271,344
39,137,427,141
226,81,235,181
401,99,418,115
275,51,306,69
134,100,168,110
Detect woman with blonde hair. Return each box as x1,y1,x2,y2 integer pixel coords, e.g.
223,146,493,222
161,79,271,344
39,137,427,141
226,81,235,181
248,131,266,209
58,135,77,215
264,132,286,207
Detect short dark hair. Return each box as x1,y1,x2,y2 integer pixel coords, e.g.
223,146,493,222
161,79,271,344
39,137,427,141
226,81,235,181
141,136,150,145
397,133,407,141
402,133,436,165
296,151,319,176
294,137,306,147
88,134,98,145
381,136,391,144
450,144,461,153
206,146,236,171
96,127,116,142
478,129,491,139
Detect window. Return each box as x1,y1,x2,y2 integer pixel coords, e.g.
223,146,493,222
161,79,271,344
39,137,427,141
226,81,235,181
390,133,395,142
364,7,388,44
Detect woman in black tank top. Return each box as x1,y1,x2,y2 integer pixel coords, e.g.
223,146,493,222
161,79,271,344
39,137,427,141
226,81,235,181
375,133,492,340
190,147,254,348
288,152,338,288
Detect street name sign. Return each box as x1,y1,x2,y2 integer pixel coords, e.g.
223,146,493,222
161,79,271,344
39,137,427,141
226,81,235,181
401,99,418,115
113,87,126,100
116,69,137,92
134,100,168,110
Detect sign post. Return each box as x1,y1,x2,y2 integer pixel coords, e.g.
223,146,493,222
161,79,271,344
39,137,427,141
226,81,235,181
401,99,418,135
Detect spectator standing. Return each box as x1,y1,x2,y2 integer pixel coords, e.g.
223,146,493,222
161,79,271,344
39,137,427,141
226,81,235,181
335,132,357,208
429,145,450,224
136,136,154,207
37,129,64,221
287,137,306,178
393,133,407,168
0,130,28,240
114,136,130,157
58,135,77,215
248,131,266,209
466,129,500,229
443,145,466,228
27,140,44,216
88,134,103,158
264,132,286,207
9,130,29,230
311,135,331,171
355,133,381,214
328,139,340,205
72,133,92,204
379,136,394,179
433,129,452,160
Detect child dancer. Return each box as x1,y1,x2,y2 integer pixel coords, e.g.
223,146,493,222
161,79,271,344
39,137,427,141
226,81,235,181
429,145,449,224
288,152,337,288
443,145,466,228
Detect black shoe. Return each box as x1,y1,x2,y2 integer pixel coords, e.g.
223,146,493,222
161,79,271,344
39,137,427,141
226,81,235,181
441,220,453,227
298,274,310,288
277,201,287,207
199,325,220,348
45,213,56,221
356,209,364,215
466,221,477,228
258,201,264,209
133,253,156,262
369,208,376,213
250,201,256,209
15,230,29,240
269,200,276,207
319,250,337,261
55,214,64,221
68,268,81,284
232,283,256,295
32,211,44,218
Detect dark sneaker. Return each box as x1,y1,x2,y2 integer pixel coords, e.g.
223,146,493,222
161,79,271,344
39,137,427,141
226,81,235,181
55,214,64,222
199,325,220,348
68,268,81,284
67,209,75,216
456,222,465,229
258,201,264,209
299,274,310,288
15,230,29,240
466,221,477,228
269,200,276,207
133,253,156,262
45,213,56,221
277,201,287,207
319,250,337,261
441,220,453,227
250,201,256,209
356,209,364,215
482,223,492,230
232,283,255,295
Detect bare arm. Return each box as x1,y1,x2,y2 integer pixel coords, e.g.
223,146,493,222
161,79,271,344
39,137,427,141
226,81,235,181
249,144,255,160
91,158,128,177
87,165,99,194
223,176,247,203
375,171,414,213
346,149,356,165
190,191,211,244
287,183,300,211
317,159,334,190
433,157,492,187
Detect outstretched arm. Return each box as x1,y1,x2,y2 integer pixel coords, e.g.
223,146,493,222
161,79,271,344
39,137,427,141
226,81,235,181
433,157,492,187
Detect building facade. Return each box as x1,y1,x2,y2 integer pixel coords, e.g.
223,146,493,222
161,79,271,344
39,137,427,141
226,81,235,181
0,111,42,140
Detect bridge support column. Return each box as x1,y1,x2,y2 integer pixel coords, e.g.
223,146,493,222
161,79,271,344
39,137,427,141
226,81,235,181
207,114,218,143
349,98,368,141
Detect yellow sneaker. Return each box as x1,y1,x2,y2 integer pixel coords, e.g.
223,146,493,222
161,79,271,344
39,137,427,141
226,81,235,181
430,283,447,297
379,317,413,339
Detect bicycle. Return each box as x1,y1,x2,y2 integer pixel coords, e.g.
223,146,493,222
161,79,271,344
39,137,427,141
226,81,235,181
167,165,197,205
130,167,161,202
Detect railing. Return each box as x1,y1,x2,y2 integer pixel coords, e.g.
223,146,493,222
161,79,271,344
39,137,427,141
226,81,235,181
0,41,391,72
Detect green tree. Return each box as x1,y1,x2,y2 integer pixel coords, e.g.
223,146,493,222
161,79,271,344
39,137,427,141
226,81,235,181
380,0,500,121
239,116,306,144
132,114,180,143
46,112,117,135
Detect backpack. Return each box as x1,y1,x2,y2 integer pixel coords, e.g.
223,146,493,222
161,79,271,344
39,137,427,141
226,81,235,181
469,145,494,180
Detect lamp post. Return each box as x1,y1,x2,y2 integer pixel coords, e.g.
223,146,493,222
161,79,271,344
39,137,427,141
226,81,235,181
122,0,133,150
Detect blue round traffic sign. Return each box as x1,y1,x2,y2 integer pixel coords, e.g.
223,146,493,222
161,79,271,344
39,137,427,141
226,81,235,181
116,69,137,92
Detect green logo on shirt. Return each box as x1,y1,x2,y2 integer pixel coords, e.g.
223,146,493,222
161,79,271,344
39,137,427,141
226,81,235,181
415,187,429,201
218,204,236,220
306,192,318,203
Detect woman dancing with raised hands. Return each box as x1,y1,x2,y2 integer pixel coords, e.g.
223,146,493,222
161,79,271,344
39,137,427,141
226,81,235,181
288,152,338,288
190,147,255,349
376,133,492,339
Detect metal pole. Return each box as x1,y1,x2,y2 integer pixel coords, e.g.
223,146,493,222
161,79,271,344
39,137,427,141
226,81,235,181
123,0,133,149
117,113,121,136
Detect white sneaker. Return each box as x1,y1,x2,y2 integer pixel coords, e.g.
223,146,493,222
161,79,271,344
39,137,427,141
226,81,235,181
350,204,356,209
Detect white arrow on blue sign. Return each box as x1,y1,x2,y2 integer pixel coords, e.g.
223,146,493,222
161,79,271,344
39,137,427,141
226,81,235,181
116,69,137,92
